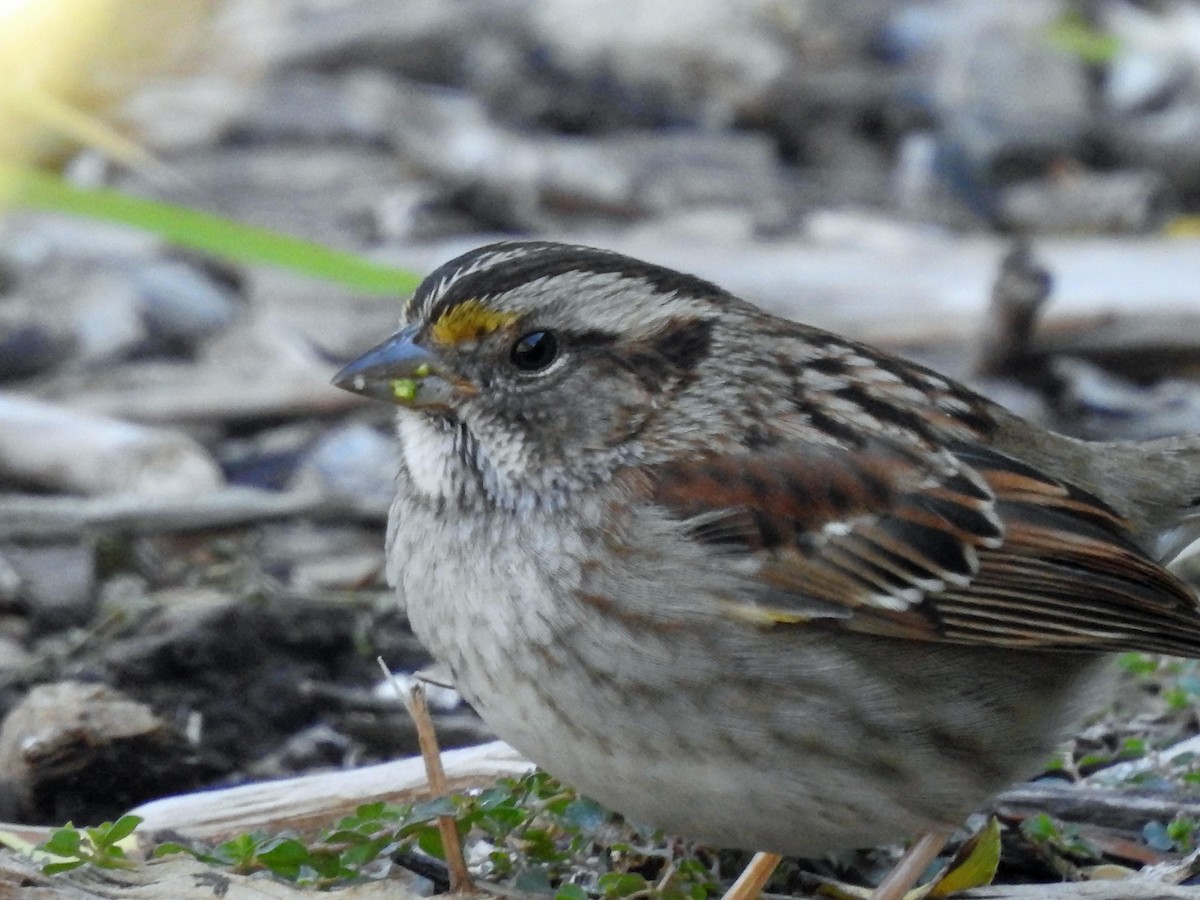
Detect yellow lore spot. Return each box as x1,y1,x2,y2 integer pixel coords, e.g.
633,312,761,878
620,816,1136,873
430,299,517,346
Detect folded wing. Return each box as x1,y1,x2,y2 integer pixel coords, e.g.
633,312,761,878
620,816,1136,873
649,441,1200,655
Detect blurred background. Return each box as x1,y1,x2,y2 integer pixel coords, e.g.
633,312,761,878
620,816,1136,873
2,0,1200,881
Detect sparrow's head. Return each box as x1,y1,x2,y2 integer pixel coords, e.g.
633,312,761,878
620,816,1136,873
334,241,737,504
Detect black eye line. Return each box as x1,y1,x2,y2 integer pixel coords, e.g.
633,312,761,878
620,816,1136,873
501,326,620,378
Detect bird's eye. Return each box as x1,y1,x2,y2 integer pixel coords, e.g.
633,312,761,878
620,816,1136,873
510,330,559,371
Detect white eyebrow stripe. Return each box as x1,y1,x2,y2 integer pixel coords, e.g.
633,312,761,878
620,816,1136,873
415,244,560,314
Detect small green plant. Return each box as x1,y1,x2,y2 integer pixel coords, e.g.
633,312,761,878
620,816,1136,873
153,797,453,887
1020,813,1100,862
439,770,717,899
150,772,717,896
1076,735,1149,774
1167,818,1199,853
38,814,143,874
1144,817,1200,854
1118,655,1200,709
1118,652,1160,677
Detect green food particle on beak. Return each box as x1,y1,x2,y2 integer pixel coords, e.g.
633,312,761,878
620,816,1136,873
390,378,418,402
414,363,431,378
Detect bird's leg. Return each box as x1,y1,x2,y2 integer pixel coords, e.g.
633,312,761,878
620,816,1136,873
869,830,952,900
721,829,952,900
720,851,782,900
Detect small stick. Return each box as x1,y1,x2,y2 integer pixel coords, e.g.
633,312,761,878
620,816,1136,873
379,659,474,892
870,829,951,900
721,851,782,900
975,241,1052,378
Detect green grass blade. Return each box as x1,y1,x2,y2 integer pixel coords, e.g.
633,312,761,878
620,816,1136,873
0,162,421,295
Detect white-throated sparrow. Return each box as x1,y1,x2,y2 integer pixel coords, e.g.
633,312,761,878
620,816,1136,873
334,241,1200,894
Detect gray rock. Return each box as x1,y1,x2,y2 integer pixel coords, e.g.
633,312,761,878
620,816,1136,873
291,422,399,505
0,680,186,823
230,70,414,146
1053,357,1200,442
380,80,791,229
134,259,242,348
0,553,21,605
0,540,96,631
0,319,75,381
256,521,386,591
523,0,791,127
243,0,519,85
1098,2,1200,192
116,144,413,246
0,634,32,675
896,0,1090,218
119,73,253,153
997,170,1177,234
932,1,1089,154
72,270,148,364
1105,83,1200,193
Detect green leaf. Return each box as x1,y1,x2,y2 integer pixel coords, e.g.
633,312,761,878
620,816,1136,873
0,162,421,295
478,787,515,810
215,831,267,868
598,872,648,897
563,798,607,832
406,796,456,824
41,827,82,857
1165,688,1190,711
1167,817,1197,851
556,882,589,900
513,866,554,893
340,838,394,868
324,829,371,845
350,801,390,822
42,860,86,874
479,804,527,835
301,852,345,880
416,826,444,859
488,849,515,876
256,838,312,877
929,818,1001,897
1023,814,1060,843
102,815,142,845
1121,737,1147,758
1119,652,1158,675
152,842,197,859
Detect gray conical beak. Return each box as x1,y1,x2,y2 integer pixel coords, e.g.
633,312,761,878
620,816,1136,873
332,325,461,408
